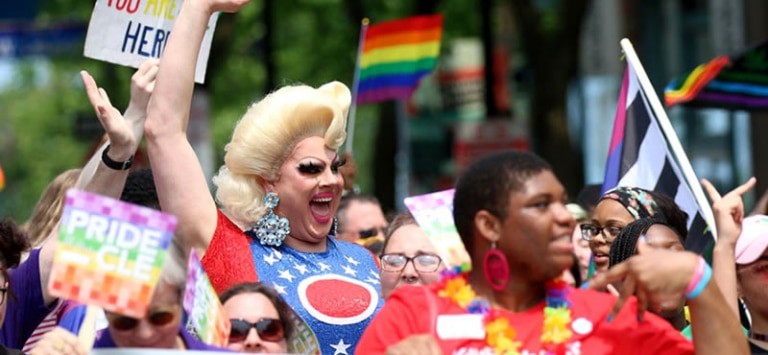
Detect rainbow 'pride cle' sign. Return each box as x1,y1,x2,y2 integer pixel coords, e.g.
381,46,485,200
183,249,230,347
49,189,177,318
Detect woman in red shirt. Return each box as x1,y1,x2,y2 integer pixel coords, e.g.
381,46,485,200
358,150,747,354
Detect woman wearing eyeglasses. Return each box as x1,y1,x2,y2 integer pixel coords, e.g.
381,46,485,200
2,62,159,353
582,187,688,275
220,283,292,353
379,213,446,299
31,236,227,354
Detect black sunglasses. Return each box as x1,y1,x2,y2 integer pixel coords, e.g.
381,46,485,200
229,318,285,343
359,227,386,239
108,309,176,331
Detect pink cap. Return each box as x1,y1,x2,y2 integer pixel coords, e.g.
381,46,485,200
735,215,768,265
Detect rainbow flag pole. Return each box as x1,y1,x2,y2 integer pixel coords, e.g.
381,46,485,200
346,18,370,154
347,14,443,153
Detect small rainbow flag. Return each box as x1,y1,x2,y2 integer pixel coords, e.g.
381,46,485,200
665,41,768,110
355,15,443,104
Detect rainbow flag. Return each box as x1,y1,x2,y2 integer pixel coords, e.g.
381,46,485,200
665,41,768,110
355,15,443,104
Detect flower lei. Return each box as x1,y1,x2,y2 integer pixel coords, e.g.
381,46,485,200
437,264,574,355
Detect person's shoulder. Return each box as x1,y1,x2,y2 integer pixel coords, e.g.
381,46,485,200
215,209,248,236
332,238,379,260
569,288,619,315
568,288,645,327
10,248,41,274
387,283,457,310
571,289,684,336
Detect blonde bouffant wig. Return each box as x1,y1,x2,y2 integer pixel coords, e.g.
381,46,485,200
212,81,350,225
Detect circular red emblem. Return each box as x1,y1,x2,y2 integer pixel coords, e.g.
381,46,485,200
297,274,379,325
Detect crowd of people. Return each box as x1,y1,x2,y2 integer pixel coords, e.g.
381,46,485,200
2,0,768,354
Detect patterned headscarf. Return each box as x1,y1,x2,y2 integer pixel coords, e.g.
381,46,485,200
599,186,660,220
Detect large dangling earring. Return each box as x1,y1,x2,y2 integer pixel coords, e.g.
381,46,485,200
484,241,510,292
252,192,291,247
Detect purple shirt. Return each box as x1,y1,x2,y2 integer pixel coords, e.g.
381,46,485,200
94,326,230,351
1,249,56,349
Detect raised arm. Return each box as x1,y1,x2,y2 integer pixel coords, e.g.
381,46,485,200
702,177,756,319
38,63,157,305
144,0,249,258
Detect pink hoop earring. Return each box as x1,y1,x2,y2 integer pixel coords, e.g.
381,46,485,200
483,242,510,291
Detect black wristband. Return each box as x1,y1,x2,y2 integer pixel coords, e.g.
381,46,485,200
101,145,134,170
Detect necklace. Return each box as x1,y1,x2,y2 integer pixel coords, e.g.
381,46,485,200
437,264,574,354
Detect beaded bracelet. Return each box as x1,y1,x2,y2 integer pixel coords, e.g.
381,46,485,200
685,256,712,300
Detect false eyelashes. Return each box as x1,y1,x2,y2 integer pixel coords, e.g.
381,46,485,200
297,158,346,175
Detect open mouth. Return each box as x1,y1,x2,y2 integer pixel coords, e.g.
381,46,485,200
593,251,609,264
309,195,333,224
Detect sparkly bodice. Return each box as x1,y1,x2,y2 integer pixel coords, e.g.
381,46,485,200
249,237,383,355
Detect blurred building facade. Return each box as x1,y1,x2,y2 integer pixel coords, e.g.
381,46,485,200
406,0,767,206
575,0,766,203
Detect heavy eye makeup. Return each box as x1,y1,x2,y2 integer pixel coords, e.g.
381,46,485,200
297,155,345,175
331,157,346,173
298,161,325,174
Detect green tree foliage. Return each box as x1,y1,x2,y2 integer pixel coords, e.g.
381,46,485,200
1,0,588,220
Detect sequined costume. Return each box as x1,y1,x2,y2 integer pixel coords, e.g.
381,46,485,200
202,210,383,355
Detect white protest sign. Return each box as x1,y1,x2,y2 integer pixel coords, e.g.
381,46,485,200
83,0,219,83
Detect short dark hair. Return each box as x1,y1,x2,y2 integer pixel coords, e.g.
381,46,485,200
219,282,294,340
453,150,552,255
120,168,159,210
380,212,417,256
576,184,603,211
337,193,381,228
1,218,31,303
0,218,29,270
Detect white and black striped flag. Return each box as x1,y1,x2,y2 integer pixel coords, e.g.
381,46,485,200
602,39,717,254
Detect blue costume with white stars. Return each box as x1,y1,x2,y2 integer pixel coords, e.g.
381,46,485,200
249,236,383,355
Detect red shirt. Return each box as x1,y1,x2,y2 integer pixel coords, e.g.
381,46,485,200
201,210,259,294
358,284,693,354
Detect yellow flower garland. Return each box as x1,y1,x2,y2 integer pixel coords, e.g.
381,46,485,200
437,265,574,354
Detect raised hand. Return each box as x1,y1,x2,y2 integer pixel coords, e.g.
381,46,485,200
703,177,757,320
80,70,135,158
126,59,160,117
701,177,756,248
588,240,699,322
29,327,87,355
207,0,251,13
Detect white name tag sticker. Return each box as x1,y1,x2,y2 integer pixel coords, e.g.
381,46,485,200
436,314,486,340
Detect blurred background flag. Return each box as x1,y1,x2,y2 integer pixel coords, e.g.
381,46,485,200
604,39,717,255
0,161,5,191
664,40,768,111
354,14,443,104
